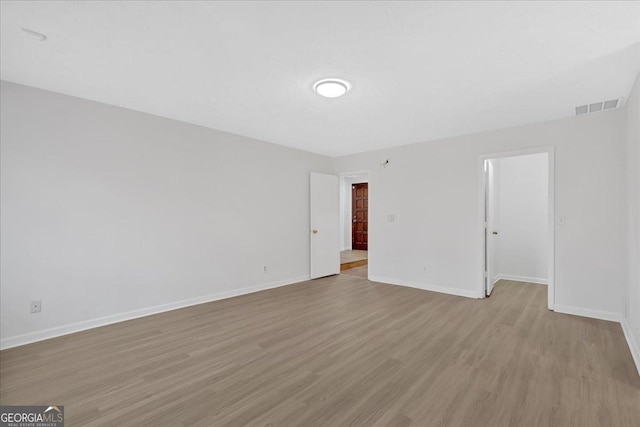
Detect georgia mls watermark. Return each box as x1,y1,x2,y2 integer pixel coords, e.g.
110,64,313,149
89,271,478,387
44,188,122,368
0,406,64,427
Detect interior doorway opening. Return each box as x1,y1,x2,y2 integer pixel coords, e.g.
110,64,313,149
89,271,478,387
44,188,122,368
351,183,368,251
480,148,554,309
339,172,369,278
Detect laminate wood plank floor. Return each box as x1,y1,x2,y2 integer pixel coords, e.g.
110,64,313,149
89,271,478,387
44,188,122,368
1,277,639,426
341,264,369,278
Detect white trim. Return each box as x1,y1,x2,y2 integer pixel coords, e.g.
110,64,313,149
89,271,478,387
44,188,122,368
546,148,555,309
494,274,548,285
369,275,483,299
621,319,640,376
553,304,622,322
0,275,310,350
478,146,555,309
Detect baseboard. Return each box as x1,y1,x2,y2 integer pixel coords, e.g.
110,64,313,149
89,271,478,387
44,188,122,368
369,275,482,299
495,274,548,285
621,318,640,376
553,304,622,322
0,275,310,350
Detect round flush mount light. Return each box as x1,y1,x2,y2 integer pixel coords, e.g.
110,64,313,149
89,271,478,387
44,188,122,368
314,79,350,98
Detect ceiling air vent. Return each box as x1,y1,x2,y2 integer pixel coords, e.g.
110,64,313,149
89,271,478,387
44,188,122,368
575,98,622,116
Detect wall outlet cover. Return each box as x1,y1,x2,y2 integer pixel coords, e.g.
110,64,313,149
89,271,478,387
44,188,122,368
30,300,41,313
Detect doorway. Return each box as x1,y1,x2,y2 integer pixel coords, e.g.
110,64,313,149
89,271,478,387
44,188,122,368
479,148,555,309
339,172,369,277
352,183,368,250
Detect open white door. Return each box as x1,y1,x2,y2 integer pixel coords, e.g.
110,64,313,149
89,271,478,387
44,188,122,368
485,159,499,295
310,172,340,279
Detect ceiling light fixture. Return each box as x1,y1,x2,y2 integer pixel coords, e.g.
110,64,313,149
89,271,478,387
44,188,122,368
314,79,350,98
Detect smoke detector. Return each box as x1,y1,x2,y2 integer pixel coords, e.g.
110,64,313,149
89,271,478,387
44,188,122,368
574,98,623,116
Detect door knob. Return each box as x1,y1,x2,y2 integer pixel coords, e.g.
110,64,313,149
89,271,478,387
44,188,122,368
492,231,498,235
312,229,318,234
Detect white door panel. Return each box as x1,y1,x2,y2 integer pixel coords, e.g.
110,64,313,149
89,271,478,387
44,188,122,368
310,172,340,279
486,159,499,295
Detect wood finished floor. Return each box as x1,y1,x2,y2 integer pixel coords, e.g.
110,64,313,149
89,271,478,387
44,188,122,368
341,264,369,278
1,277,639,426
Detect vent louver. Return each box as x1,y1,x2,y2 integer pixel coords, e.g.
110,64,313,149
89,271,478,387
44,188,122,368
575,98,622,116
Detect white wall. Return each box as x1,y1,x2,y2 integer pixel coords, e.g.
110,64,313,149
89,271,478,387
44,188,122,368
339,175,368,251
624,72,640,373
2,77,636,354
0,81,332,348
333,109,627,316
494,154,548,283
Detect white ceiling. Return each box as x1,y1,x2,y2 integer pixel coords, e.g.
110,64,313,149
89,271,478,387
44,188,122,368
1,1,639,157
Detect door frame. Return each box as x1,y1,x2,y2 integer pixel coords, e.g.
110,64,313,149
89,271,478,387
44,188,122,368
339,170,371,277
477,146,555,310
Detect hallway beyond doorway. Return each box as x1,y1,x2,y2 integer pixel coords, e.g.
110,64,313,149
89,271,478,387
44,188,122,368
340,249,368,271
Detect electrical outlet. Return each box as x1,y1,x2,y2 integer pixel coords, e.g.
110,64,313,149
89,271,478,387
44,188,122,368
263,265,268,273
31,300,41,314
